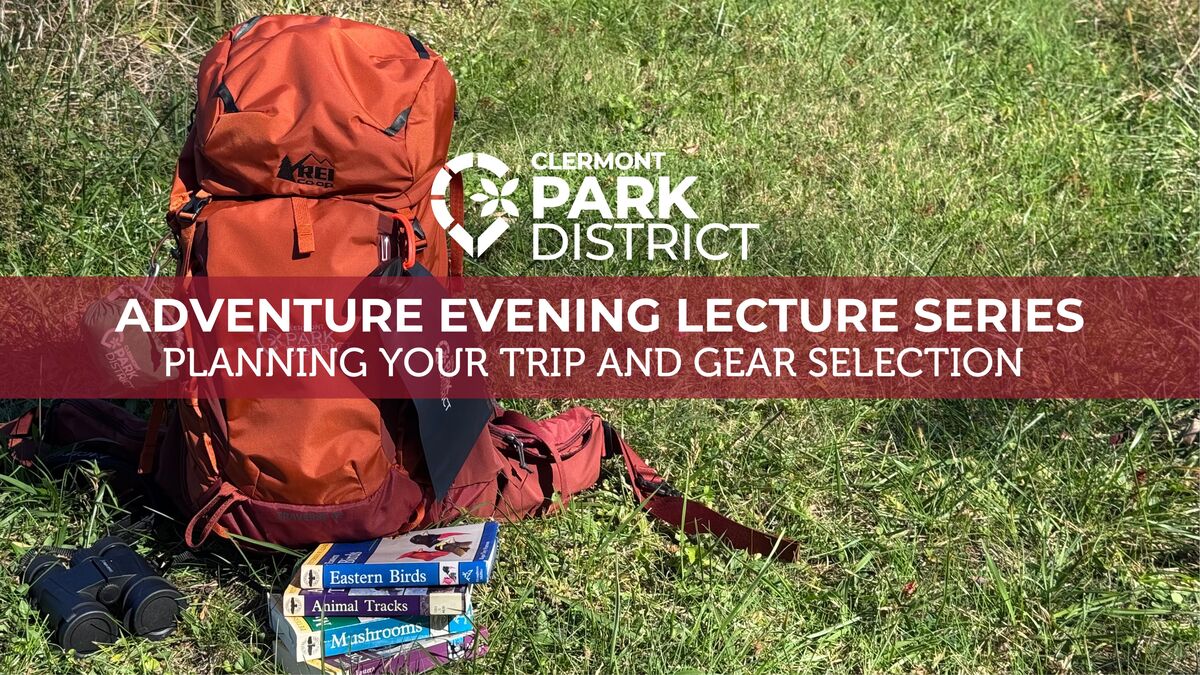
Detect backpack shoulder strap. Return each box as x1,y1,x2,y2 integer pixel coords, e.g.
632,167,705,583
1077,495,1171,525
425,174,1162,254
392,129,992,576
601,422,801,562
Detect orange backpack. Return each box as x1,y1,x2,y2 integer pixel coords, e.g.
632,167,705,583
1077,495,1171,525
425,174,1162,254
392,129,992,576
4,16,797,560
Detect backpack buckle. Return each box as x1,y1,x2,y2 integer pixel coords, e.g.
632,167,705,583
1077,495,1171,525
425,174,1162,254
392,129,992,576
502,433,533,473
635,475,683,498
174,193,210,224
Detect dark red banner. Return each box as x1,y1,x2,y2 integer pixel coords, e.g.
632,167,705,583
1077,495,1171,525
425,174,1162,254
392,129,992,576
0,276,1194,399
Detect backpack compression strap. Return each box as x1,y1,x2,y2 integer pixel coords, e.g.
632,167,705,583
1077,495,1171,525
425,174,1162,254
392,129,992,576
601,422,801,562
448,171,466,277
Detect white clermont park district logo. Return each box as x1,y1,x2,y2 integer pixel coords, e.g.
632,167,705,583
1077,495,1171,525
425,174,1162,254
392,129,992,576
433,150,758,262
431,152,517,257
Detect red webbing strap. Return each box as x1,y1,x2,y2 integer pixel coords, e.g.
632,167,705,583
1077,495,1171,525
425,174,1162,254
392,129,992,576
608,425,801,562
290,196,316,255
184,482,246,547
448,171,465,277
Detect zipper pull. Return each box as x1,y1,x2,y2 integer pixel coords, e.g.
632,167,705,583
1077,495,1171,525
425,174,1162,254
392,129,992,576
503,433,532,473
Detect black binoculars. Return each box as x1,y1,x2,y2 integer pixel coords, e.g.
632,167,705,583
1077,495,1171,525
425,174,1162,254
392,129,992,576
22,536,187,654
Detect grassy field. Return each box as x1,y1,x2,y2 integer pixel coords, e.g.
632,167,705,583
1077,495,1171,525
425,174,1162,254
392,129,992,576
1,0,1198,672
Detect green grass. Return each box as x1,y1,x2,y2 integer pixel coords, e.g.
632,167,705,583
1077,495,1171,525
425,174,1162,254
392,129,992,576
1,0,1198,672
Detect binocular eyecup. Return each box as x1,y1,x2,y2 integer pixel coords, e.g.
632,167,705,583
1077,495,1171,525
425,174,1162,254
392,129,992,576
121,575,186,639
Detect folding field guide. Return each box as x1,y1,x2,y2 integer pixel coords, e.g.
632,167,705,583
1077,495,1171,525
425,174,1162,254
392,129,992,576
274,628,488,674
299,522,498,589
282,570,470,617
268,594,474,662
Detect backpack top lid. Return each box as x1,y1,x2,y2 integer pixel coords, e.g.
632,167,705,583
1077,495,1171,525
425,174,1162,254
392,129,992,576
185,15,456,211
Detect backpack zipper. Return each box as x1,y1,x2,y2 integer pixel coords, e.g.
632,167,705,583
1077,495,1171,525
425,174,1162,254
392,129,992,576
491,416,595,462
500,433,532,473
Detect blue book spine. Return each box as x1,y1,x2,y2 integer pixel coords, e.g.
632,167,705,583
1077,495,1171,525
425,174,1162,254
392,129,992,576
319,562,440,588
300,522,498,589
322,615,474,658
313,560,492,589
459,560,491,585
